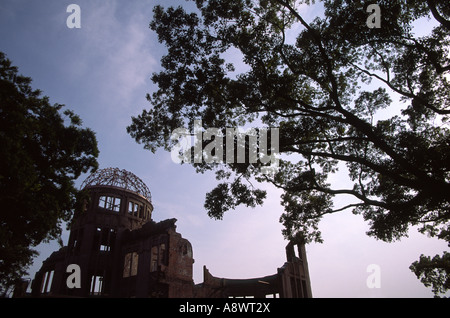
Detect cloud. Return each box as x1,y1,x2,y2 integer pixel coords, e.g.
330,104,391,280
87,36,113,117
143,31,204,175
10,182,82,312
66,1,157,108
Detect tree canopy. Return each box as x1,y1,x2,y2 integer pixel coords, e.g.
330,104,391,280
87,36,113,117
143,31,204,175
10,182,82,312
0,52,99,296
128,0,450,295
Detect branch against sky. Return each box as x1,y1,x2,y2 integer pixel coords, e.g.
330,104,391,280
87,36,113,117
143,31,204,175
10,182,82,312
127,0,450,295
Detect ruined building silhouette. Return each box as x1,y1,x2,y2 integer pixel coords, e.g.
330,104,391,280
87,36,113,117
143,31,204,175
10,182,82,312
29,168,312,298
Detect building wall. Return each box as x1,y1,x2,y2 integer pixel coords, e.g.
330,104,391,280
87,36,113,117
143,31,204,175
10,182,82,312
193,242,313,298
30,185,195,298
117,219,194,298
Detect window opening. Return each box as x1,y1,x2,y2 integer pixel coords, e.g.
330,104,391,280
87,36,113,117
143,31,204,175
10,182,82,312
41,270,54,294
150,246,158,272
99,195,121,212
90,275,103,295
128,201,142,217
123,252,139,277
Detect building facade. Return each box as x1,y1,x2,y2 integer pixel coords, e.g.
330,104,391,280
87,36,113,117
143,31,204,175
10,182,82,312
29,168,312,298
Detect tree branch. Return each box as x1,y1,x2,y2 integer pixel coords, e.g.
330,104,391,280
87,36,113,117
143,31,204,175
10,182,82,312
426,0,450,30
352,62,450,115
330,203,365,213
283,145,427,191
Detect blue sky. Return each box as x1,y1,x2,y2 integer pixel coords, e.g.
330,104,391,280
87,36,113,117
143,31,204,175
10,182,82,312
1,0,448,297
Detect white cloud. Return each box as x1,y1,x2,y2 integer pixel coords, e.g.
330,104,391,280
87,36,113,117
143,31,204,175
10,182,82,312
66,1,157,108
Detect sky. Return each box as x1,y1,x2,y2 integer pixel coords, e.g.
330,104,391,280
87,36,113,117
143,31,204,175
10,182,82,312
0,0,449,298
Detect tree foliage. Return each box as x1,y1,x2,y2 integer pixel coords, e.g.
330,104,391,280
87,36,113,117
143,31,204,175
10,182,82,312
410,251,450,297
128,0,450,295
0,52,99,295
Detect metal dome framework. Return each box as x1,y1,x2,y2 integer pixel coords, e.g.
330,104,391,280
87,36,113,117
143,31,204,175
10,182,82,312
81,167,152,202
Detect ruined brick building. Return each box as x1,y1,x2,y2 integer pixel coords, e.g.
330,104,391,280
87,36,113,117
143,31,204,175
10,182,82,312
30,168,312,298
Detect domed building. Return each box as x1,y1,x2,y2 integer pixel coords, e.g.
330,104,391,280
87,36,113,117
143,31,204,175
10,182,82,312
31,168,194,297
30,168,312,298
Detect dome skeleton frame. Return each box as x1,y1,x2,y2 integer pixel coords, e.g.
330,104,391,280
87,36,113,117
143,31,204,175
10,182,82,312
81,167,152,202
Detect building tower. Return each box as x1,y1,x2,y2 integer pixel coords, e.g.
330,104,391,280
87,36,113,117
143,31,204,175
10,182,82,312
31,168,194,297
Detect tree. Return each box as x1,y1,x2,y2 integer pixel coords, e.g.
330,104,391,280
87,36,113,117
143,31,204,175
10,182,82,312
0,52,99,296
127,0,450,295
